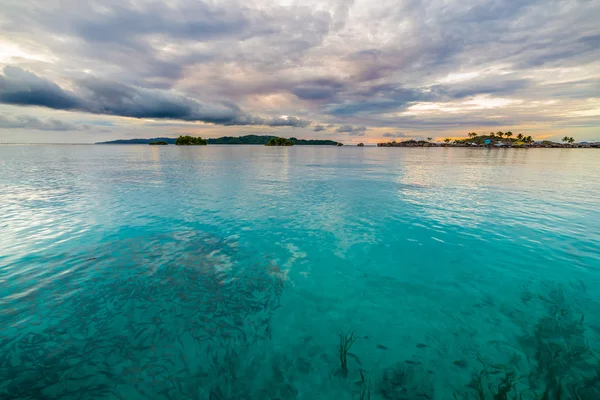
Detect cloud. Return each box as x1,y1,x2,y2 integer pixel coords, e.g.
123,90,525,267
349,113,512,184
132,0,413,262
0,67,310,127
0,67,79,110
382,132,406,138
264,116,311,127
1,0,600,140
313,124,327,132
439,78,532,100
336,124,367,136
292,85,338,100
335,124,354,132
0,114,81,131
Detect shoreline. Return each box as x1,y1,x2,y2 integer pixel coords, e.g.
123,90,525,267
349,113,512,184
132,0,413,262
1,142,600,148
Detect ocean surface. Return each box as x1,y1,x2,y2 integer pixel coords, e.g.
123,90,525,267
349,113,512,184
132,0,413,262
1,144,599,400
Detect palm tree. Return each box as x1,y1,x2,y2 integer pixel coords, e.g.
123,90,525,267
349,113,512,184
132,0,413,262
497,131,505,138
444,138,451,143
427,137,432,142
569,137,575,144
526,136,533,144
562,136,570,144
506,131,513,140
517,133,523,141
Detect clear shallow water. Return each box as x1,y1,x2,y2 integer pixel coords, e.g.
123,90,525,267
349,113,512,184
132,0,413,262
1,145,600,399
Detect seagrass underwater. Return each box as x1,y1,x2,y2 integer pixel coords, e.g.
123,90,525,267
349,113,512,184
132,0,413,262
1,145,599,399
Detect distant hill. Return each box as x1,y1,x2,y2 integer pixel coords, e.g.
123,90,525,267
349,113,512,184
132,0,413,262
96,135,340,146
209,135,274,145
97,137,177,144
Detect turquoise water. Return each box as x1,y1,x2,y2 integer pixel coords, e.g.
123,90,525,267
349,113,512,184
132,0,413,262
1,145,600,399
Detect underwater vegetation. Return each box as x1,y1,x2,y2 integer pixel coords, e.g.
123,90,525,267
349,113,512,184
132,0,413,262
339,330,357,377
0,232,285,399
1,234,598,400
326,283,598,400
452,284,600,400
360,369,372,400
377,361,435,400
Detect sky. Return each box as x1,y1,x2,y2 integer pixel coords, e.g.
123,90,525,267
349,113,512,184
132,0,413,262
0,0,599,144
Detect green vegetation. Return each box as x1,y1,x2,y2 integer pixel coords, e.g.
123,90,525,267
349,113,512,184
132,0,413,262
265,137,294,146
451,284,600,400
291,138,340,146
209,135,339,145
175,135,207,145
455,132,534,145
209,135,274,145
339,330,357,377
562,136,575,144
359,369,371,400
97,135,341,145
149,141,168,145
385,131,541,148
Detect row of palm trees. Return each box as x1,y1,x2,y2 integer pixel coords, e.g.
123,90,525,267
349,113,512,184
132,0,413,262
422,132,577,145
466,131,534,143
439,132,534,144
562,136,575,144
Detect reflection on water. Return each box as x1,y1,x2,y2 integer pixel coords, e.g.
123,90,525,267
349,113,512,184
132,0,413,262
1,145,599,399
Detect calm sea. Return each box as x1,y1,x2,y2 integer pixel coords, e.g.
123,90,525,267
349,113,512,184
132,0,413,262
1,145,599,399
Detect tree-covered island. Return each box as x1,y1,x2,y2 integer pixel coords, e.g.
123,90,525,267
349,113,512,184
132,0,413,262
265,137,294,146
175,136,208,145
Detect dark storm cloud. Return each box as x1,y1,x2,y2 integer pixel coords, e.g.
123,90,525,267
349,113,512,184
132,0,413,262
0,67,79,110
0,114,81,131
0,67,310,127
336,125,367,136
313,124,327,132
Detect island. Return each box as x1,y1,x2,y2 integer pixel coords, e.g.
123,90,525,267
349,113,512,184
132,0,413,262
175,135,207,145
96,135,341,146
149,141,168,145
357,143,364,147
265,137,294,146
208,135,340,146
377,132,598,148
97,137,176,145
